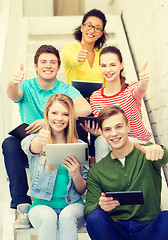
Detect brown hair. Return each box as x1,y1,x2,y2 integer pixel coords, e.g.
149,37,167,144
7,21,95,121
98,105,128,129
99,46,128,89
44,94,78,143
34,45,61,67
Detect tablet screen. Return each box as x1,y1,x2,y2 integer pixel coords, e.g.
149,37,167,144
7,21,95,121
46,142,89,166
79,116,97,128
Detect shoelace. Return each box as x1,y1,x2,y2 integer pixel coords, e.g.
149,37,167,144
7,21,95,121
19,213,28,218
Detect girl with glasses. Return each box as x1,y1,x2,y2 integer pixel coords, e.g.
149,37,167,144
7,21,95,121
61,8,107,85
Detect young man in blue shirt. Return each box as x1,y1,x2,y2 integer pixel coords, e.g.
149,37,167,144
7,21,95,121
2,45,91,227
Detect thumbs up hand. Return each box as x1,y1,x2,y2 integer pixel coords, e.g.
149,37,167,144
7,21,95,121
138,62,150,91
78,40,88,62
12,63,25,86
30,121,50,154
36,122,50,145
134,142,164,161
20,63,24,72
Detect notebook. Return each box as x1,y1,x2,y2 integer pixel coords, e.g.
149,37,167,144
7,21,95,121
45,142,89,166
71,80,103,100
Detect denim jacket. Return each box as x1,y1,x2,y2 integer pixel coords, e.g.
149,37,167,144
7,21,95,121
21,134,89,204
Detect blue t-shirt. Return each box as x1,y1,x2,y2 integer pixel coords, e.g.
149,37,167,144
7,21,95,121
18,77,82,124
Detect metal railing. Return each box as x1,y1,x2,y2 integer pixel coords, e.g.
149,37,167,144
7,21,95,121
121,12,168,188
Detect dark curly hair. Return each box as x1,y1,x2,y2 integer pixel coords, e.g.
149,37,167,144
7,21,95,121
100,46,128,89
73,9,108,49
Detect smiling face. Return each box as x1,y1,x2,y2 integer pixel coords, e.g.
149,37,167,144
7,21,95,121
101,113,130,151
100,53,124,83
35,53,60,83
47,101,69,135
81,16,103,44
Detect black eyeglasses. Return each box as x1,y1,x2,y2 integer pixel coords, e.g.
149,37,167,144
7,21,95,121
83,22,103,33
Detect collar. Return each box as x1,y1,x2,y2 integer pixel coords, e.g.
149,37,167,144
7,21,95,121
101,87,125,98
110,145,136,161
34,77,58,93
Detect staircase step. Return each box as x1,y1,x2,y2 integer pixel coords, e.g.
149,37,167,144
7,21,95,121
27,15,120,35
15,225,90,239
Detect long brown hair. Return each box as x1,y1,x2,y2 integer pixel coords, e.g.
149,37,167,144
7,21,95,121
99,46,128,89
44,94,78,143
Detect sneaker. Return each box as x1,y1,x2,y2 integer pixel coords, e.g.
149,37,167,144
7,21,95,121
13,203,31,229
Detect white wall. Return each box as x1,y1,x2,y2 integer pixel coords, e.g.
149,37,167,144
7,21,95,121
23,0,53,16
22,0,115,16
121,0,168,147
84,0,113,14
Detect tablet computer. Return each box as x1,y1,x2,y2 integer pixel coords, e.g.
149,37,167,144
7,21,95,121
8,123,29,140
71,80,103,100
105,191,144,205
79,116,97,128
45,142,89,166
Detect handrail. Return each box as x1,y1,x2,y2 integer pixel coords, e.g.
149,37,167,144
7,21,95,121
121,12,168,188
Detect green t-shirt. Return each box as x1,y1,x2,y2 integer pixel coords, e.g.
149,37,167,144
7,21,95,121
85,144,168,222
30,165,84,210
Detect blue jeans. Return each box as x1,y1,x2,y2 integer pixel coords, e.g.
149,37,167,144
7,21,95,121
28,203,85,240
2,136,31,208
86,208,168,240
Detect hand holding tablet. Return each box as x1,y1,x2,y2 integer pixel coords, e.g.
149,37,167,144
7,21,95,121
79,116,97,128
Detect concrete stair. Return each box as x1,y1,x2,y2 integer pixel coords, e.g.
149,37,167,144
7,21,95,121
6,13,168,240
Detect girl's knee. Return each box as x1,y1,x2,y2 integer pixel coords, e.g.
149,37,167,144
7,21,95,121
29,206,57,228
59,207,75,223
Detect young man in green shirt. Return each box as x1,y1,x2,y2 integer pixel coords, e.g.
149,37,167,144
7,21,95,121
85,105,168,240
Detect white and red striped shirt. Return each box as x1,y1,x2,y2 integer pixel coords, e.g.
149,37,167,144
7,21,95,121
90,82,153,141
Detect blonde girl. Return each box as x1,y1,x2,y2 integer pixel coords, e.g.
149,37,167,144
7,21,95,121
21,94,88,240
